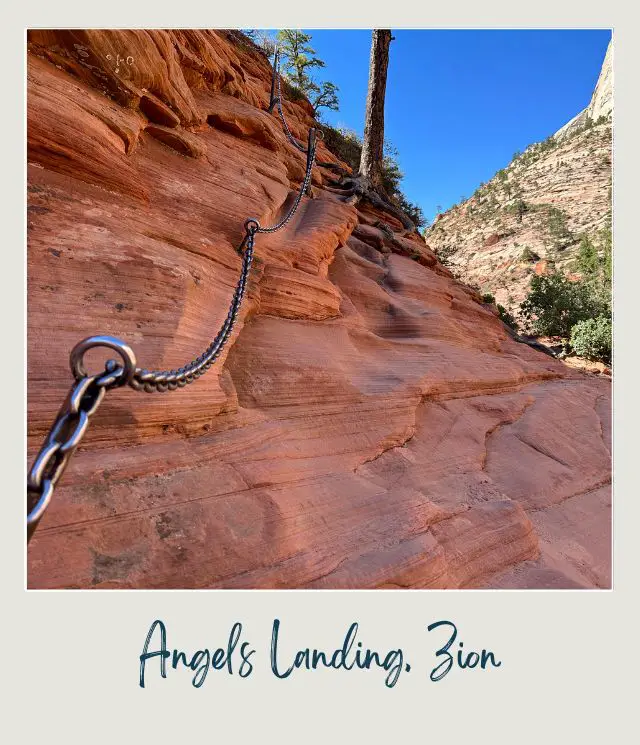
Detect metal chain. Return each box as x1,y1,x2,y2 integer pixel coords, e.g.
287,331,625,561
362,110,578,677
275,74,309,153
254,127,318,232
131,235,255,393
269,49,311,154
268,47,280,113
267,47,341,173
27,339,137,540
130,129,317,393
27,50,321,540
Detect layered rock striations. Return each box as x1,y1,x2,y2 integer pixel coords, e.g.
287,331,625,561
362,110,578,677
27,30,611,589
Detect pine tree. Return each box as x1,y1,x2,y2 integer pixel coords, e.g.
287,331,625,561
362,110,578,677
577,235,599,276
309,81,339,116
276,30,325,93
359,30,392,189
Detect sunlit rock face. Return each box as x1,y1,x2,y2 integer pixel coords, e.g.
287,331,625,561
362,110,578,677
554,39,612,140
27,30,611,589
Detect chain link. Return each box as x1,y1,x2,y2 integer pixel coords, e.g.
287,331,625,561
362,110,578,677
275,73,309,154
270,48,318,155
28,47,321,540
27,358,126,541
130,126,319,393
255,128,317,233
131,235,255,392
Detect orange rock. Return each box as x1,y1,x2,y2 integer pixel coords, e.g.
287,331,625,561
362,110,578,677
534,259,550,275
483,233,501,247
27,30,611,589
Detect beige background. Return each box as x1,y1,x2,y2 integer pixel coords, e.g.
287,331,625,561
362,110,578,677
8,2,637,742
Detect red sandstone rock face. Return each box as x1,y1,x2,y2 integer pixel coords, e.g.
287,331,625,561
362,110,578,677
483,232,501,247
27,30,611,589
534,259,550,276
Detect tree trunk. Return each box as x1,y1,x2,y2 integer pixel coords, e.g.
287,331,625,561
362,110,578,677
359,30,392,190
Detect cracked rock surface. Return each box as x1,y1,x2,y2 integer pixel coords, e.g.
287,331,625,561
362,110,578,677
27,30,611,588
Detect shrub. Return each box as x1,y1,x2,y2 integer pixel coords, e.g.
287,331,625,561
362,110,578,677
319,124,361,169
497,304,518,331
544,206,573,249
520,246,539,263
575,235,599,275
519,272,600,337
574,227,612,315
436,244,457,267
570,316,612,363
392,193,426,228
241,29,276,55
601,227,612,287
381,141,404,195
506,198,529,222
482,292,496,304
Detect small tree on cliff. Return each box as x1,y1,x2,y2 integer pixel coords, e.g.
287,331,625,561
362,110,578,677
276,30,340,116
277,30,325,93
309,80,340,116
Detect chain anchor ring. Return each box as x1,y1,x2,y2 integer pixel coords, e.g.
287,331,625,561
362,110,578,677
70,335,137,388
27,48,320,545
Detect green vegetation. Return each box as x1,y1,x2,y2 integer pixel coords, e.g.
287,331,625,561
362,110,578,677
435,243,457,267
543,206,574,250
578,226,612,321
243,30,341,116
463,112,611,211
242,29,276,55
394,193,426,229
519,273,592,337
275,30,340,117
506,198,530,223
276,30,326,93
575,234,599,275
497,304,518,331
570,317,611,364
318,124,426,227
519,226,612,363
520,246,539,263
319,124,361,166
309,81,339,116
245,29,427,227
480,293,518,331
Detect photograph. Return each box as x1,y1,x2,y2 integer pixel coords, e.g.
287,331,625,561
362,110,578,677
26,27,612,590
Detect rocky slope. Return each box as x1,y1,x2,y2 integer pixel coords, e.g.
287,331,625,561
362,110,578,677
27,30,611,589
425,41,612,315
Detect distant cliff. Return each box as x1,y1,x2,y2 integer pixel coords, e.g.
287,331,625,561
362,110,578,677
554,40,612,139
425,40,612,315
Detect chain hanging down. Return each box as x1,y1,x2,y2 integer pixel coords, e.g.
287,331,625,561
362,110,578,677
131,127,318,393
27,71,321,541
27,338,137,541
268,47,310,154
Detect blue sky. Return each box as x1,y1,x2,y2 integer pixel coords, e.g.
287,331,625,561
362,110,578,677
283,29,611,224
